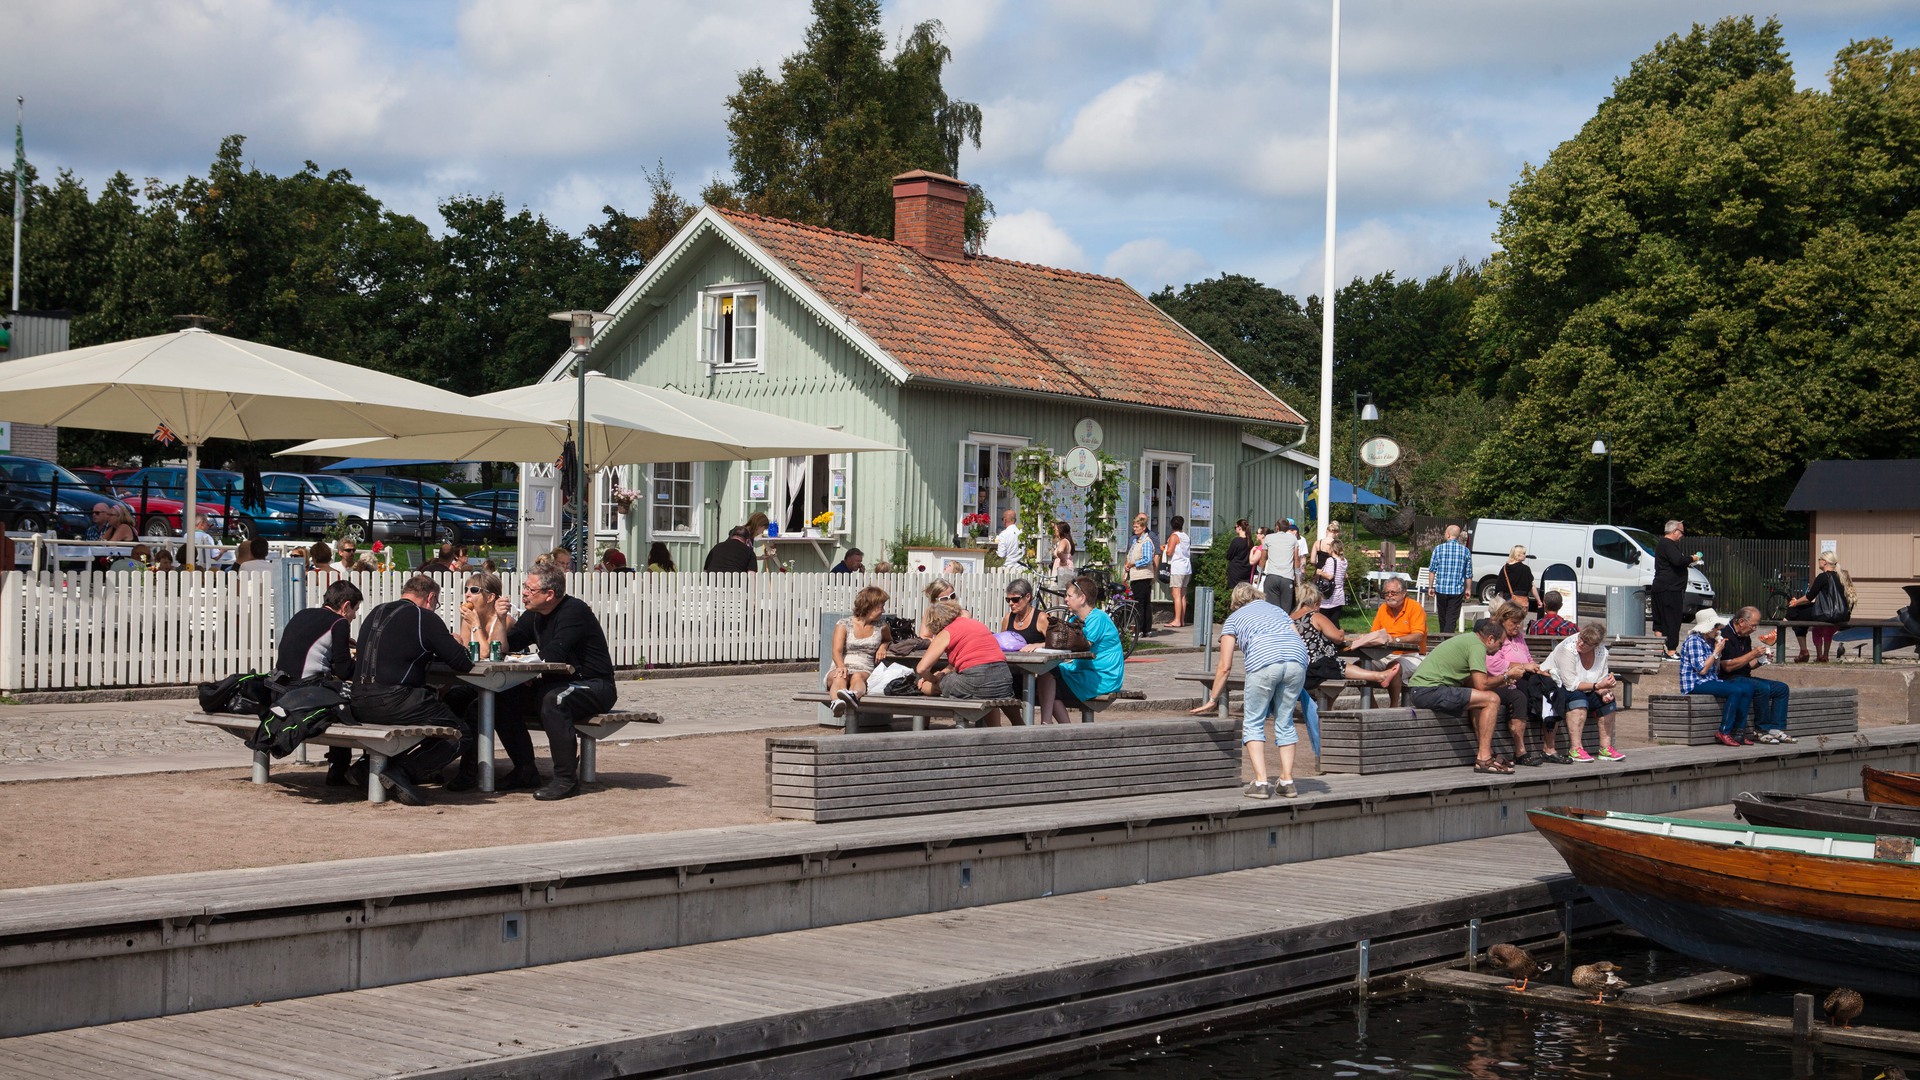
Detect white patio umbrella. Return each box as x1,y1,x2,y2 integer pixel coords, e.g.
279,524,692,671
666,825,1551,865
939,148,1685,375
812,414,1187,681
281,373,901,466
0,328,560,566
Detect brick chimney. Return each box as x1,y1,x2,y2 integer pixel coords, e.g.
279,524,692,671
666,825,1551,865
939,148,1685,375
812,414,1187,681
892,170,969,261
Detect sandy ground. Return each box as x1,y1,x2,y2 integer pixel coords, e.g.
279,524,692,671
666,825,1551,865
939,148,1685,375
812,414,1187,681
2,725,826,888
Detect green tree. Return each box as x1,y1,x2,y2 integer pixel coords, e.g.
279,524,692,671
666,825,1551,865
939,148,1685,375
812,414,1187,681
713,0,991,246
1148,274,1319,393
1467,17,1920,534
585,160,697,278
1332,261,1490,409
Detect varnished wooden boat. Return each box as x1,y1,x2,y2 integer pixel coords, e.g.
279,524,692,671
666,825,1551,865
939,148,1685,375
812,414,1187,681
1531,805,1920,997
1862,766,1920,807
1734,791,1920,840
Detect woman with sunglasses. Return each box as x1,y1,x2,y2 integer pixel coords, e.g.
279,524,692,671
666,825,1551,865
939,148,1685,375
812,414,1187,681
918,577,963,638
1000,578,1051,648
457,572,513,655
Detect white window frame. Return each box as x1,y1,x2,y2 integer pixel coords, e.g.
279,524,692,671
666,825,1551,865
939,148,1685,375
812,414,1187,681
739,455,851,537
957,432,1029,539
1188,462,1215,549
1139,450,1193,549
698,283,768,373
646,462,702,541
593,467,623,538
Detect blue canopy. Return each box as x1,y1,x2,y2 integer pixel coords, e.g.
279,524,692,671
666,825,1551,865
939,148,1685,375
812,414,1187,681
1307,477,1397,507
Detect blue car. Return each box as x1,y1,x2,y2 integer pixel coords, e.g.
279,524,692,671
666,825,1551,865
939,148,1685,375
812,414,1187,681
114,467,321,542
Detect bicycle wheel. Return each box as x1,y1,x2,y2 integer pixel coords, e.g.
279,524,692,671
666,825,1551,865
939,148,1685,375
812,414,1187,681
1105,597,1142,658
1763,594,1787,622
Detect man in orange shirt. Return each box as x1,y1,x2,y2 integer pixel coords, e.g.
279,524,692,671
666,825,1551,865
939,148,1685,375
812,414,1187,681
1366,577,1429,682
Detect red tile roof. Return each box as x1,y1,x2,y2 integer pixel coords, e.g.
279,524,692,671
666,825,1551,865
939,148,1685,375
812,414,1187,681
716,209,1305,426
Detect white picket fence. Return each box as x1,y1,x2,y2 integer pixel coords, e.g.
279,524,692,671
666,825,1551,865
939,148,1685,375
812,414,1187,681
0,569,1021,690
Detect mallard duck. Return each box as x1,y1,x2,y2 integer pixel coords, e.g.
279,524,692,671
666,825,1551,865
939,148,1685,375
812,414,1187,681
1570,961,1630,1003
1874,1068,1907,1080
1487,943,1552,992
1826,987,1865,1028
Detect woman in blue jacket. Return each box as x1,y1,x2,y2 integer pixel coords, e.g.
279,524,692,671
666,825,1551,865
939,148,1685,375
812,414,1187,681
1036,575,1126,723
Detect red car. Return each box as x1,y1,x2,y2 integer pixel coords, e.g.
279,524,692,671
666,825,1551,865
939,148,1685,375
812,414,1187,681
72,467,229,538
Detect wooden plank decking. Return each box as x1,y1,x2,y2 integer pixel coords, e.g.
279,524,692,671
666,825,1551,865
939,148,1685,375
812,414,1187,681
0,831,1593,1080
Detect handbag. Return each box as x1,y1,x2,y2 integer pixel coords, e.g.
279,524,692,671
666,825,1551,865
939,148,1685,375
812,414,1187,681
1046,613,1091,653
1811,576,1851,623
868,661,919,697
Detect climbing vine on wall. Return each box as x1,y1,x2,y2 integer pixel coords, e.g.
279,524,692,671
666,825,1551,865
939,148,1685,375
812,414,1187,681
1081,451,1124,573
1007,446,1058,568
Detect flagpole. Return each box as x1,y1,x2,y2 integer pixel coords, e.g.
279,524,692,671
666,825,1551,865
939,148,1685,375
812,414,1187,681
11,97,22,313
1314,2,1340,540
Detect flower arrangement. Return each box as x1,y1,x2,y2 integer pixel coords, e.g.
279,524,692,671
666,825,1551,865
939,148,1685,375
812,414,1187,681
962,512,990,539
810,509,835,530
611,483,642,516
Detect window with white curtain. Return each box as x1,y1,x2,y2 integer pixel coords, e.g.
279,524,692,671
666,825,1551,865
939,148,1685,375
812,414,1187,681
699,284,766,372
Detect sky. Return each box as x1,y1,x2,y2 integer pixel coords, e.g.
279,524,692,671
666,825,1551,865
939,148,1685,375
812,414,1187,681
8,0,1920,299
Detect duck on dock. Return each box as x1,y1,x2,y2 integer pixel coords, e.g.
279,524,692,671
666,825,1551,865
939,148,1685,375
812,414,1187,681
1826,987,1865,1028
1571,961,1631,1003
1487,943,1551,992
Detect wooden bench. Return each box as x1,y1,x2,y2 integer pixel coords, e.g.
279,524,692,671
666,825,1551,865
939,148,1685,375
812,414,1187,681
766,717,1242,821
186,715,460,804
1073,687,1146,724
1175,670,1380,718
1645,686,1859,745
1317,708,1521,774
793,692,1023,734
574,710,663,782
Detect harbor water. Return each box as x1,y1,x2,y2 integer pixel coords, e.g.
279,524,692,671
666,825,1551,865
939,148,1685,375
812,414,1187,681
1025,938,1920,1080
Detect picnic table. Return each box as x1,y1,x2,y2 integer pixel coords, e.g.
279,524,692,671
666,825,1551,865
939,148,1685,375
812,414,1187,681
1763,617,1910,664
431,658,572,792
885,641,1093,726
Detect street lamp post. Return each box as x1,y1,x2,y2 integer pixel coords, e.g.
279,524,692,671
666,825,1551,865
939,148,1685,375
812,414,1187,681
1591,435,1612,525
1351,391,1378,528
550,309,612,567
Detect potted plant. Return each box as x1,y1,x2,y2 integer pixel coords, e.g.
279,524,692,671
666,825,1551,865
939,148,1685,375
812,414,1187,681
806,509,834,538
962,512,990,541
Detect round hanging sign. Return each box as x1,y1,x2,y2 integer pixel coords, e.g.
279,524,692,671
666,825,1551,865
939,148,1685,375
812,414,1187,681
1062,446,1101,488
1073,418,1104,451
1359,436,1402,468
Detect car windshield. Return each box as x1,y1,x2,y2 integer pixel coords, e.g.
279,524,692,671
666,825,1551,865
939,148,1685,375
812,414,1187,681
195,471,246,494
308,475,369,497
1619,528,1659,557
0,459,89,486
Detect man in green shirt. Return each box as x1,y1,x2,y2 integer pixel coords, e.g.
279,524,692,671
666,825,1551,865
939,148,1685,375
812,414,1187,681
1408,618,1518,775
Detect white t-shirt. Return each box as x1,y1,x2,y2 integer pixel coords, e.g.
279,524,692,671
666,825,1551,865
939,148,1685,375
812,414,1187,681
236,559,273,573
995,523,1025,566
1167,531,1192,575
1262,533,1295,579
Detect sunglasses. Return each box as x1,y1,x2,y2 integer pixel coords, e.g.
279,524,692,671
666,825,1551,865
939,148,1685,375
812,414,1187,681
1005,596,1025,604
939,593,956,602
465,586,486,594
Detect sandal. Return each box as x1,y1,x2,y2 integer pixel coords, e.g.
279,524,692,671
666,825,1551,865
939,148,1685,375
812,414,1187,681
1474,758,1514,775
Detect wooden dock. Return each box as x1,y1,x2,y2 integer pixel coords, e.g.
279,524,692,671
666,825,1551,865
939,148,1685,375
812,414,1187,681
0,832,1601,1080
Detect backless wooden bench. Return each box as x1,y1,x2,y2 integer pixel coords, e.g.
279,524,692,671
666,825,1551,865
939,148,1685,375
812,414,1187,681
1646,686,1858,745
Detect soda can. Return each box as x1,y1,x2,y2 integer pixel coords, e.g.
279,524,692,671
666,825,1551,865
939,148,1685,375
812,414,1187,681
491,640,505,662
468,640,481,662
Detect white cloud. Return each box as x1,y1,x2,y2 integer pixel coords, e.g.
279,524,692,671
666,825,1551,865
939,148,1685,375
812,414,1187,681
1101,238,1211,292
985,209,1088,268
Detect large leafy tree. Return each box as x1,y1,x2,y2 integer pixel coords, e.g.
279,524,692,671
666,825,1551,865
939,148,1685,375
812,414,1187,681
585,161,698,278
1467,18,1920,534
1332,261,1491,409
712,0,991,246
1149,274,1319,394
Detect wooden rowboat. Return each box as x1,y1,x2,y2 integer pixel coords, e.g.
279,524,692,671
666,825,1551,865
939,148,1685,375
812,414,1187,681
1530,805,1920,997
1862,766,1920,807
1734,790,1920,840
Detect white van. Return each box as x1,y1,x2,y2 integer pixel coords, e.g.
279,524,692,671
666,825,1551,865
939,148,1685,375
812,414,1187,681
1464,518,1715,617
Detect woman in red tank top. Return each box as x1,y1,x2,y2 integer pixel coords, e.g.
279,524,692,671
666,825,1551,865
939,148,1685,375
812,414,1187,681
914,601,1016,723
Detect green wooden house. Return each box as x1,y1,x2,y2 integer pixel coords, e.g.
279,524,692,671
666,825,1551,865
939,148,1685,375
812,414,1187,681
551,171,1309,571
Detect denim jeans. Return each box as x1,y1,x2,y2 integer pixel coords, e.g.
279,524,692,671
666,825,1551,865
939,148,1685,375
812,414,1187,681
1242,659,1306,747
1687,678,1755,736
1729,675,1790,732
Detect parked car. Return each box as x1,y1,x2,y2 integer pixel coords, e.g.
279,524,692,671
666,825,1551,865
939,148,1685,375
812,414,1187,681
1465,517,1715,618
82,466,231,538
115,467,318,542
341,475,518,544
0,456,134,536
260,473,443,543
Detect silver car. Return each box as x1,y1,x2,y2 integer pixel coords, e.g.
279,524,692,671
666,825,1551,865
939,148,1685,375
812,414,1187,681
259,473,445,543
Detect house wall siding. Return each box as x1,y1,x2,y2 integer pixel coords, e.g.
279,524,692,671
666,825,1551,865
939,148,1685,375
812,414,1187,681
599,239,903,569
1811,509,1920,619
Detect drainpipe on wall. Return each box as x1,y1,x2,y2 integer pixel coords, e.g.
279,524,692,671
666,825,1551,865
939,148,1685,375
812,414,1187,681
1237,424,1312,526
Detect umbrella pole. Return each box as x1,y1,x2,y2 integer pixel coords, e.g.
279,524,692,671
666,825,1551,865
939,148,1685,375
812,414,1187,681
184,445,198,571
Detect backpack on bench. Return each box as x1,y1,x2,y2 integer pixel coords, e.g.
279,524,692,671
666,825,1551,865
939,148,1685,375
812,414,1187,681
198,671,287,718
246,676,354,759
